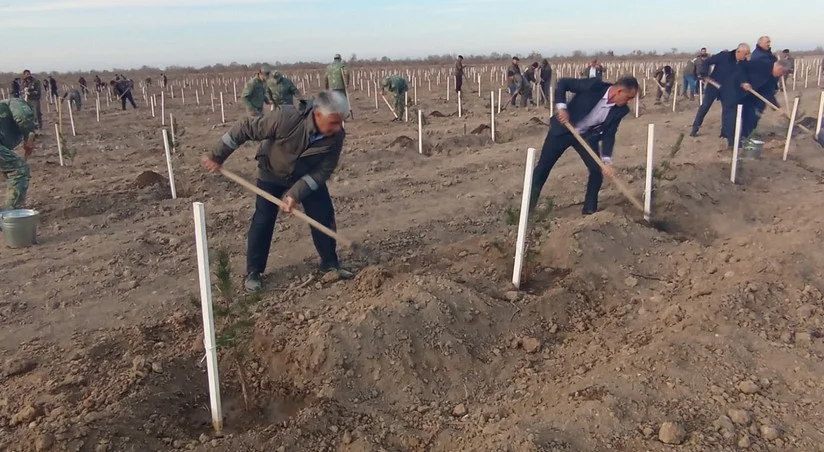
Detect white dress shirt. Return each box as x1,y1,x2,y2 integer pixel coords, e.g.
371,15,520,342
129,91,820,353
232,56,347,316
589,67,598,78
556,89,616,162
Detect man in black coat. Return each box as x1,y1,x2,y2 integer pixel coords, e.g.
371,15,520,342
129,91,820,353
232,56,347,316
742,59,792,138
690,43,750,137
530,76,638,215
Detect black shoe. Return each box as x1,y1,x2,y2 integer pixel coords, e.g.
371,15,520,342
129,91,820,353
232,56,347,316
244,272,262,292
689,130,698,137
582,208,597,216
320,264,356,280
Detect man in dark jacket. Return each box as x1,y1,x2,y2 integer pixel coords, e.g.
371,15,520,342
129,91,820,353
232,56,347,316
690,44,750,137
530,76,638,215
111,79,137,110
10,78,21,98
202,91,354,292
509,57,521,75
654,66,675,103
539,59,552,101
742,59,792,138
48,77,58,99
582,60,605,80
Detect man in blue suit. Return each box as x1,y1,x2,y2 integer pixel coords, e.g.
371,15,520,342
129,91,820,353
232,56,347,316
530,76,638,215
690,43,750,137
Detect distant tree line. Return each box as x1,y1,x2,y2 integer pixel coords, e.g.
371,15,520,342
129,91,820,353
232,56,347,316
2,46,821,80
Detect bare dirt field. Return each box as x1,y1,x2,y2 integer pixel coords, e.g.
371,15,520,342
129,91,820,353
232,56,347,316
2,64,824,452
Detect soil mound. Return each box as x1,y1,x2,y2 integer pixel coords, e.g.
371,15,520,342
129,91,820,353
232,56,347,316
135,170,165,189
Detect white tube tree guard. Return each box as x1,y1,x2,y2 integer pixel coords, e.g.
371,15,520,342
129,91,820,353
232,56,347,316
815,90,824,137
220,92,225,124
417,109,423,154
644,124,654,221
162,129,177,199
512,147,537,289
490,91,496,142
192,202,224,434
730,104,743,183
783,97,800,161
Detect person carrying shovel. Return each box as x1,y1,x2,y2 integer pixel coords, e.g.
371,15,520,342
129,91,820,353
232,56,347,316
380,75,408,122
111,79,137,110
653,65,675,104
530,76,638,215
0,98,37,212
201,90,355,292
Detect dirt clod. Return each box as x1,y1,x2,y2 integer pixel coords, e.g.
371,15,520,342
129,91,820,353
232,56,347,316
738,380,760,394
134,170,164,188
452,403,467,417
3,358,36,377
522,337,541,354
658,421,686,445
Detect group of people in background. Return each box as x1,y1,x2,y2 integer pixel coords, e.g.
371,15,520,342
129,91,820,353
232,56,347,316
240,54,349,118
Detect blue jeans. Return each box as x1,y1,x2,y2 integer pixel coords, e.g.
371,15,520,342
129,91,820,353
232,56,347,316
246,179,339,274
683,75,698,97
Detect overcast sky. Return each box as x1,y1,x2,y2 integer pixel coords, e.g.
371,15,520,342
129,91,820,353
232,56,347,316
0,0,821,73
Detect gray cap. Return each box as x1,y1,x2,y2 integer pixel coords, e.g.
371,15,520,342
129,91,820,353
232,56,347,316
260,64,272,75
334,53,342,60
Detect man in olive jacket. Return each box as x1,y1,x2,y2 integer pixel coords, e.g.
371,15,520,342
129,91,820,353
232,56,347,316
202,91,354,291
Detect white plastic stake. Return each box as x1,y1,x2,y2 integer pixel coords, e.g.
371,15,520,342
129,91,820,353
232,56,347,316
233,81,237,101
699,81,704,106
490,91,496,141
162,129,177,199
447,76,450,101
458,91,462,117
196,90,200,105
816,90,824,137
783,97,800,161
220,92,225,124
417,109,423,154
151,95,156,118
672,82,677,112
497,88,502,114
54,124,64,167
414,81,418,105
95,98,100,122
67,100,76,136
477,75,481,97
512,147,537,289
161,92,166,125
192,202,224,434
635,94,640,118
181,88,185,105
404,92,409,122
731,104,742,183
211,93,215,113
644,124,654,221
170,113,176,150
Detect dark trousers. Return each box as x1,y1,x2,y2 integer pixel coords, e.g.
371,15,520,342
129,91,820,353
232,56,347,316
530,131,603,213
691,84,720,133
121,92,137,109
455,75,463,92
247,179,339,275
721,100,752,147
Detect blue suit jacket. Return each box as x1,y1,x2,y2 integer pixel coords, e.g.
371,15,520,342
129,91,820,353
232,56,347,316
550,78,629,158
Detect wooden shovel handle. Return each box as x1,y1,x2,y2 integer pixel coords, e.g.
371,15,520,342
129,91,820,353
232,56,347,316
563,122,646,213
744,88,815,135
219,168,353,247
380,94,399,118
706,77,814,136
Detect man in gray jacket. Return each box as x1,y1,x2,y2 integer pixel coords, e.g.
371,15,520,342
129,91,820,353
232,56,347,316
202,91,354,291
